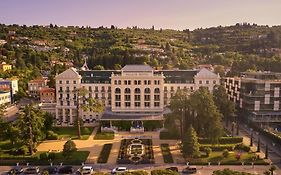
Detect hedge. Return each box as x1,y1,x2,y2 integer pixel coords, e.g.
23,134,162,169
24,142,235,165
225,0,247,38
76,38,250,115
160,144,174,163
160,131,180,140
97,144,112,163
198,137,243,144
200,144,236,151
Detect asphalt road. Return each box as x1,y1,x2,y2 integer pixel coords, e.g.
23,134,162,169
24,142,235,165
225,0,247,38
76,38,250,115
0,164,279,175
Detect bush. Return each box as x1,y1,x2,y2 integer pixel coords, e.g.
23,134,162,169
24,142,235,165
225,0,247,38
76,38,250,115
160,144,173,163
222,149,229,158
235,143,251,152
97,144,112,163
200,144,235,151
198,137,243,144
94,131,114,140
151,170,179,175
46,130,59,140
63,140,77,156
143,121,162,131
18,145,29,155
40,152,49,160
213,168,256,175
160,131,180,140
204,147,212,157
49,152,55,160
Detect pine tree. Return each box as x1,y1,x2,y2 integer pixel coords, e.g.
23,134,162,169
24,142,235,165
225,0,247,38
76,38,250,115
183,125,200,158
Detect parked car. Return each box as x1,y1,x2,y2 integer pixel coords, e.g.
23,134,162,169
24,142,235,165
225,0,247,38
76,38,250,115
111,167,128,174
7,167,24,175
58,166,74,174
42,166,59,174
23,166,40,174
78,166,94,175
182,166,197,174
165,167,178,172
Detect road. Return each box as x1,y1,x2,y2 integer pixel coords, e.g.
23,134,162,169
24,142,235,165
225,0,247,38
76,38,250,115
239,122,281,168
0,164,280,175
3,98,36,121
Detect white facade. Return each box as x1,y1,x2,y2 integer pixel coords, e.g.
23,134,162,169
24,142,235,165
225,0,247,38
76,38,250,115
55,65,220,125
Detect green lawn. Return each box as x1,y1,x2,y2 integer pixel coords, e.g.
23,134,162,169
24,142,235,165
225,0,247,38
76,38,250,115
187,151,268,165
94,131,114,140
52,127,94,140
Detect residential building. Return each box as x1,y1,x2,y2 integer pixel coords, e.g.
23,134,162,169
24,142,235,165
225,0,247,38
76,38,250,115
28,78,48,98
0,91,11,105
0,62,12,72
55,65,220,130
0,78,18,104
224,71,281,124
40,87,56,103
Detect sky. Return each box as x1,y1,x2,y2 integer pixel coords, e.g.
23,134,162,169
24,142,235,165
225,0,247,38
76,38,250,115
0,0,281,30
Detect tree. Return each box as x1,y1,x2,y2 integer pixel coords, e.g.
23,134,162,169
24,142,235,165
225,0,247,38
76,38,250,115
93,65,105,70
204,147,212,157
213,85,236,126
75,88,104,139
16,105,45,155
182,125,200,158
63,140,77,156
257,137,260,152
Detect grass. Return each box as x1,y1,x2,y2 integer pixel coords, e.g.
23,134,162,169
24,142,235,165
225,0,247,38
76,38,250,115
159,131,180,140
52,127,94,140
160,144,174,163
187,151,268,165
94,131,115,140
97,144,112,163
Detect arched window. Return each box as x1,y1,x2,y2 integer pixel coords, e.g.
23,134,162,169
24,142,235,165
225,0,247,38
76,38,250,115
154,88,160,93
125,88,131,94
144,88,150,93
115,88,121,93
135,88,141,94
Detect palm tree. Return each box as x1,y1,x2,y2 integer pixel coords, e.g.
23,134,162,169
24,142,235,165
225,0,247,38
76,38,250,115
75,88,104,139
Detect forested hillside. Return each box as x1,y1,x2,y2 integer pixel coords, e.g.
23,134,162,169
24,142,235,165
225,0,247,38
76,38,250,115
0,23,281,93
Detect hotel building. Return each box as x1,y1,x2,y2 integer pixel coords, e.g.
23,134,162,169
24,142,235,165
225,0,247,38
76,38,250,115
224,72,281,123
55,65,220,130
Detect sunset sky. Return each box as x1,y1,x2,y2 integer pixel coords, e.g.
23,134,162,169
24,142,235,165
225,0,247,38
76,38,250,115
1,0,281,30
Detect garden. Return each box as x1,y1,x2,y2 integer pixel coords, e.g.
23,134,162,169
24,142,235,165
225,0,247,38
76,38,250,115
160,144,174,163
47,126,94,140
94,127,114,140
97,144,113,163
117,138,154,164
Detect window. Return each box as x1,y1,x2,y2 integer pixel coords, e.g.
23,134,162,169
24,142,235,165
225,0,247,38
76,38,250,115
134,80,141,85
135,88,141,94
59,80,62,84
118,80,121,85
144,102,150,107
89,86,92,92
154,95,160,101
206,80,209,84
164,86,167,91
148,80,151,85
66,80,69,84
125,95,131,101
59,87,63,92
213,80,216,84
154,80,160,85
199,80,202,84
60,101,63,106
73,80,76,84
114,80,117,85
125,102,131,107
124,80,128,85
125,88,131,94
154,88,160,93
135,102,141,107
144,95,150,101
95,86,98,92
154,102,160,107
115,95,121,101
128,80,131,85
67,101,70,106
115,88,121,93
144,88,150,93
115,102,121,107
66,86,70,92
66,94,70,99
135,95,141,101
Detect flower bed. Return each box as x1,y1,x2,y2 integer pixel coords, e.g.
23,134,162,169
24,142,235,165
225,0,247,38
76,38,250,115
97,144,112,163
160,144,174,163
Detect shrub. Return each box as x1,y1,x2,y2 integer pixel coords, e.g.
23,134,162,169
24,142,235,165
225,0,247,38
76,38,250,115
160,131,180,140
46,130,59,140
97,144,112,163
49,152,55,160
198,137,243,144
200,144,235,151
204,147,212,157
63,140,77,156
235,143,251,152
160,144,173,163
222,149,229,158
18,145,29,155
151,170,179,175
40,152,49,160
143,121,162,131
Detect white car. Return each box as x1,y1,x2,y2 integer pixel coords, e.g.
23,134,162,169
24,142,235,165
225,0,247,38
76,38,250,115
79,166,94,175
111,167,128,174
